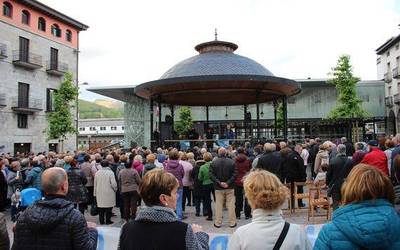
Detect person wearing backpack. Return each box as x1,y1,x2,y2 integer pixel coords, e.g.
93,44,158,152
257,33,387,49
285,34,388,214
313,142,330,176
228,170,311,250
327,144,354,210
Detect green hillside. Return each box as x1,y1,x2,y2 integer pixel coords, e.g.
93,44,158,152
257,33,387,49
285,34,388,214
79,99,124,118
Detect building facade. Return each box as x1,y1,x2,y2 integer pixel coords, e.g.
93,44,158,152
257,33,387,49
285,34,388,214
0,0,88,154
77,118,124,150
376,33,400,135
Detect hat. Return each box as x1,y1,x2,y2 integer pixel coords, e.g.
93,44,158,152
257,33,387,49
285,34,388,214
368,140,378,147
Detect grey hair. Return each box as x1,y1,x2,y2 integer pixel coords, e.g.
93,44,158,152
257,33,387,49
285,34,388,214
341,137,347,143
41,167,67,194
20,158,30,167
337,144,346,154
264,143,276,152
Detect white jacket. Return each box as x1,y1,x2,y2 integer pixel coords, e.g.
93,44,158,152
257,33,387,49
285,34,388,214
228,208,311,250
94,167,117,208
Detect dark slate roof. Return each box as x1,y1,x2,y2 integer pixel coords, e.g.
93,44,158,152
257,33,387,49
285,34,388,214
376,34,400,55
160,52,273,79
17,0,89,30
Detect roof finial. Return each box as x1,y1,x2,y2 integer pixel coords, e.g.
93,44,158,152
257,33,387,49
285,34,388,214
214,28,218,41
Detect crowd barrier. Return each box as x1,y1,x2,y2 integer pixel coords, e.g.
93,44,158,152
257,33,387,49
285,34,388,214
96,224,323,250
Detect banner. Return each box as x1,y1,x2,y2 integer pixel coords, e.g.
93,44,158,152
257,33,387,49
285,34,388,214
96,224,323,250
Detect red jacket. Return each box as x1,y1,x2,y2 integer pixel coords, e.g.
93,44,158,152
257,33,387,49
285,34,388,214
360,148,388,175
234,154,251,186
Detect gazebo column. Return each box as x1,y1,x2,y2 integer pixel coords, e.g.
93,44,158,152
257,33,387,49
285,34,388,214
244,104,248,138
256,91,260,140
150,98,154,141
158,98,162,146
282,96,288,141
273,100,278,138
170,105,174,139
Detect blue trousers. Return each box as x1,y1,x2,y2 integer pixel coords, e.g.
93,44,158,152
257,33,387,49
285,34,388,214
176,187,183,220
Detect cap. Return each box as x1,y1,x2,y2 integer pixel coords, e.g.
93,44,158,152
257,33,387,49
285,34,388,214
368,140,378,147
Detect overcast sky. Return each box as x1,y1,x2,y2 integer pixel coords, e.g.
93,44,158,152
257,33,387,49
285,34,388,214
41,0,400,100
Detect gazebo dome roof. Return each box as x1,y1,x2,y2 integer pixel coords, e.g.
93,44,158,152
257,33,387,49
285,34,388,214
160,41,274,79
134,39,301,106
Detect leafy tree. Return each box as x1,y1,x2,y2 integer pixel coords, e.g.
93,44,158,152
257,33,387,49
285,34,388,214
275,102,284,131
327,55,368,141
45,72,78,152
174,107,193,138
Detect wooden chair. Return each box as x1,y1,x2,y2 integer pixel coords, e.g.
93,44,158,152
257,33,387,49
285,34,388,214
293,181,313,212
282,183,293,213
308,184,332,221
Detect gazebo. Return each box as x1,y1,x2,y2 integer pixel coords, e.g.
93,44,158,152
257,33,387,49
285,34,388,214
133,38,301,145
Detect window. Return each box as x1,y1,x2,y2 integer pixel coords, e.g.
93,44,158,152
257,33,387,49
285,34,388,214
360,95,369,102
100,126,106,131
396,44,399,50
18,82,29,108
38,17,46,31
89,127,96,131
46,88,56,111
83,141,86,144
51,24,61,37
3,2,12,18
288,97,296,104
50,48,58,70
21,10,30,25
79,127,85,131
389,86,392,96
387,51,390,57
17,114,28,128
66,30,72,42
19,36,29,62
121,126,124,130
111,126,117,130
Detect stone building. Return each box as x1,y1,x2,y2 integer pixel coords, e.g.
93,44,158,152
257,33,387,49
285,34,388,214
0,0,88,154
89,39,385,148
376,33,400,135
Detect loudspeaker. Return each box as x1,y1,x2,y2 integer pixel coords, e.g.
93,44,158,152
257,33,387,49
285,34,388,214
245,112,252,122
165,115,173,125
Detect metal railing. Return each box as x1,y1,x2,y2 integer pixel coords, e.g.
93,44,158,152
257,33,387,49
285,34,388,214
46,61,68,72
385,96,394,106
393,67,399,79
384,72,393,83
11,96,43,110
12,50,42,66
0,43,7,58
394,93,400,104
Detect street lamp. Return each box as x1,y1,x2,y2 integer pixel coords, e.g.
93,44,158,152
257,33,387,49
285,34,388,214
76,82,88,150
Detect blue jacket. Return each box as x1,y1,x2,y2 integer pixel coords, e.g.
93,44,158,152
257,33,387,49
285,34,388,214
24,166,42,190
314,199,400,250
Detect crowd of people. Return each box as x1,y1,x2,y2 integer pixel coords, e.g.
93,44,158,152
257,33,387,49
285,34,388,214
0,135,400,249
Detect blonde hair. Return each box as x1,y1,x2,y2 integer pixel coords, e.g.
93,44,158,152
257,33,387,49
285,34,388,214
180,152,188,161
203,152,213,162
64,155,73,164
244,170,288,210
146,153,156,163
186,152,195,160
341,164,395,205
134,154,143,162
139,168,179,206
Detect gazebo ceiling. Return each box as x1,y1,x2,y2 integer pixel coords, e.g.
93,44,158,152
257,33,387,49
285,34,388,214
134,40,301,106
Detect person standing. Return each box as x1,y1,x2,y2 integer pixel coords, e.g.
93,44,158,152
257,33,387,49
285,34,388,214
352,142,367,165
384,139,395,177
313,142,330,177
198,152,214,221
192,157,205,217
181,153,194,210
12,167,98,250
209,147,237,228
80,154,94,210
360,140,388,176
24,157,43,190
300,144,309,179
234,148,251,220
164,150,185,220
326,144,353,210
66,159,88,214
118,158,141,221
256,143,282,177
94,160,117,225
0,212,9,250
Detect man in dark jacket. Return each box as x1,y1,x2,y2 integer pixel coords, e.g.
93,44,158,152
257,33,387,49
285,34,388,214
0,212,9,250
256,143,282,177
341,137,355,157
209,147,237,228
327,144,354,210
280,145,307,207
309,138,321,178
13,167,98,250
234,148,251,219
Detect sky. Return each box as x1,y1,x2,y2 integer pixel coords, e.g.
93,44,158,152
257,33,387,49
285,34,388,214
40,0,400,101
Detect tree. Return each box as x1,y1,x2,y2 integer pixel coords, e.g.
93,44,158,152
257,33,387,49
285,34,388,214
327,55,368,141
174,106,193,138
45,72,78,152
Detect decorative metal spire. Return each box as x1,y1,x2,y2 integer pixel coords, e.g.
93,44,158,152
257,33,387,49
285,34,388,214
214,28,218,41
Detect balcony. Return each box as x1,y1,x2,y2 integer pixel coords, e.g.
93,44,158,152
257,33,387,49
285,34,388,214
0,94,6,107
385,96,394,107
384,72,393,83
0,43,7,59
11,96,43,114
395,94,400,104
46,61,68,76
393,67,399,79
12,50,42,70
